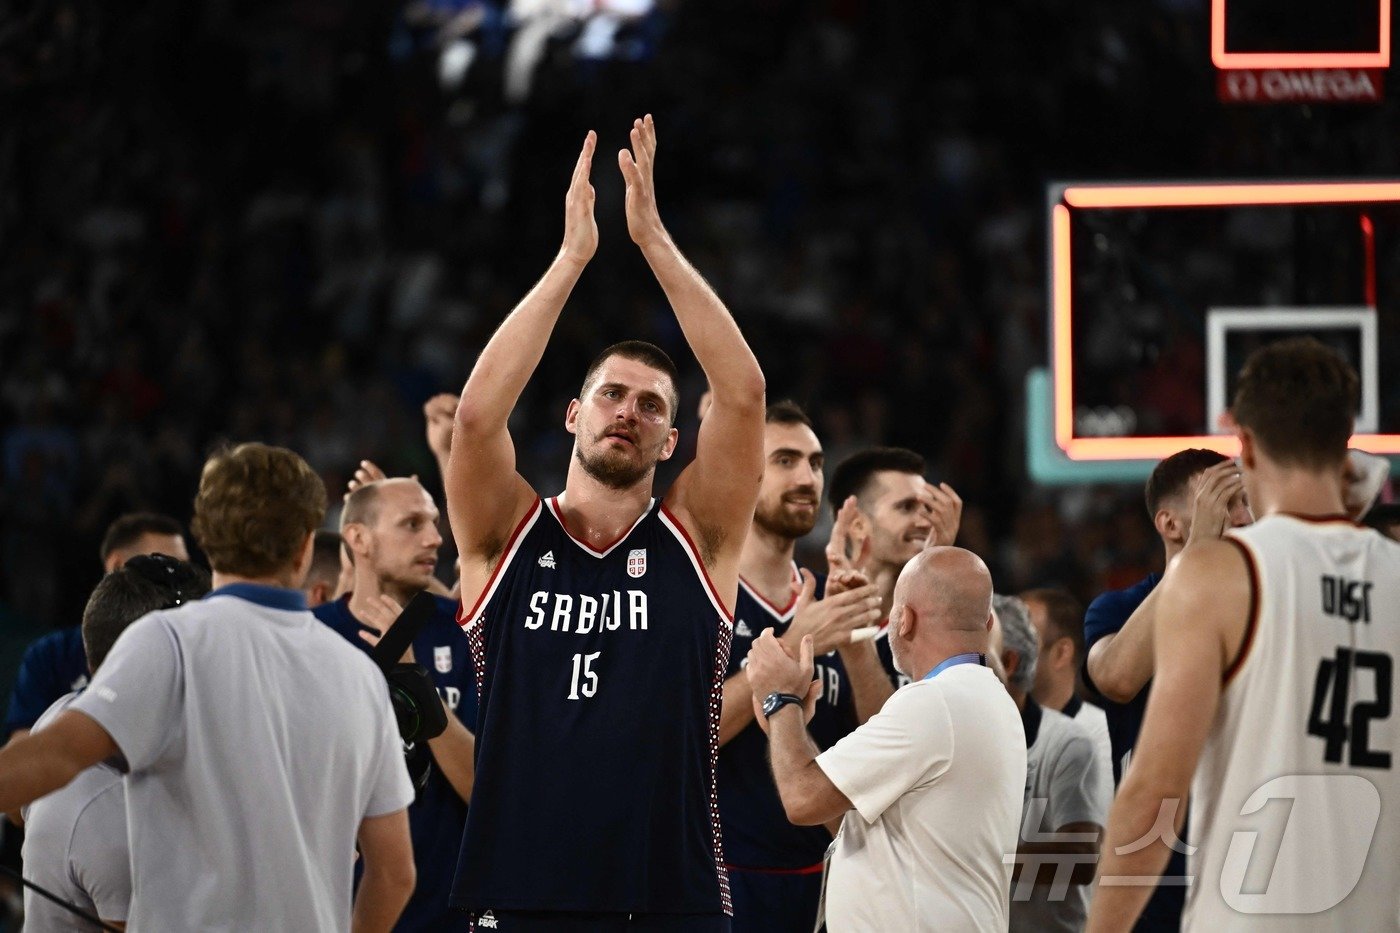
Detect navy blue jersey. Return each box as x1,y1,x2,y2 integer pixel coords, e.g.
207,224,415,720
1082,572,1184,933
5,628,88,735
315,593,476,933
719,569,857,870
452,497,732,915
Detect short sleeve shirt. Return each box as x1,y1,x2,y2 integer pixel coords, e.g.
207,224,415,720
70,584,414,932
816,665,1026,932
21,692,129,931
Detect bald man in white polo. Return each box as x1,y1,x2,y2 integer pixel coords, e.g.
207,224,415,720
746,546,1026,932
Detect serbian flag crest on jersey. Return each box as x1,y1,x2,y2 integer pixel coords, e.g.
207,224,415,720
627,548,647,578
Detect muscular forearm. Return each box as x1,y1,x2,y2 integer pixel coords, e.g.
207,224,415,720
767,706,832,826
1088,589,1162,703
455,256,585,432
718,669,755,747
427,709,475,805
836,641,895,724
638,239,763,405
0,711,116,817
1087,779,1182,932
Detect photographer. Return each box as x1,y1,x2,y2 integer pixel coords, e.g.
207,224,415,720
22,555,210,931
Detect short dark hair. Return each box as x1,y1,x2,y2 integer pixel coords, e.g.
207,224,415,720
99,512,184,564
1021,588,1085,664
580,340,680,424
766,400,813,429
341,483,384,531
1231,337,1358,469
829,447,926,517
309,530,343,584
83,557,211,671
191,443,326,578
1144,448,1231,517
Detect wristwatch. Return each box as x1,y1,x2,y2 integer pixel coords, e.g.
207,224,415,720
762,692,804,719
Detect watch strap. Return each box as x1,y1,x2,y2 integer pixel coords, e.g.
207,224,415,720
763,692,805,718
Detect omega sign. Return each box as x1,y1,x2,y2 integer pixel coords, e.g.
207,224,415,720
1218,69,1384,103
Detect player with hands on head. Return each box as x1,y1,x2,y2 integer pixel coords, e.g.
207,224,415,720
445,116,765,930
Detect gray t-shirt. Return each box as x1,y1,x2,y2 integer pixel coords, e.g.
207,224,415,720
1010,701,1111,933
22,692,130,932
70,584,415,932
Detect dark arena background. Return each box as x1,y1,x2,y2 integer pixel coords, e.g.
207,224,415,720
1,0,1398,928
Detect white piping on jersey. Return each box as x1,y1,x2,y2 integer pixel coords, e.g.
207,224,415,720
736,562,802,622
546,496,657,558
460,499,544,632
658,507,734,627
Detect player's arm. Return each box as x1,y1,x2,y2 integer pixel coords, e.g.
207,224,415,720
448,132,598,567
427,707,475,804
351,808,416,933
1087,540,1250,932
1088,462,1243,703
718,668,757,746
836,640,894,724
0,711,117,816
620,116,765,568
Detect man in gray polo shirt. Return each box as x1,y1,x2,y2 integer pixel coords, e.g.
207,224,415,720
22,555,210,932
0,443,417,932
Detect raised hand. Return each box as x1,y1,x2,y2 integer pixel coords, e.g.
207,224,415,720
825,496,872,576
423,393,457,463
560,131,598,266
746,631,819,734
356,594,415,663
345,459,388,501
1187,460,1244,545
784,568,883,656
919,481,963,547
618,114,667,249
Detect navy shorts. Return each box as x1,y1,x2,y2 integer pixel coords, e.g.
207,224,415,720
469,912,731,932
727,867,823,933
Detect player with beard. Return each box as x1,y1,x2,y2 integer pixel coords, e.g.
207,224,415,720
713,400,884,933
825,447,964,689
315,477,477,932
445,117,765,931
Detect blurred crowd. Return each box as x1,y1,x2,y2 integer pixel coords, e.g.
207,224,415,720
4,0,1399,665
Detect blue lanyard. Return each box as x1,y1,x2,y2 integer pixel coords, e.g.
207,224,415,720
922,652,986,682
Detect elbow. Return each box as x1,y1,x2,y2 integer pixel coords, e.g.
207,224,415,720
781,791,826,827
1087,659,1138,705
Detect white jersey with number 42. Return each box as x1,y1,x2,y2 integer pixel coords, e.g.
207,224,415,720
1187,514,1400,931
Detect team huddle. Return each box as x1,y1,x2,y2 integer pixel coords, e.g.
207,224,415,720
1,118,1398,933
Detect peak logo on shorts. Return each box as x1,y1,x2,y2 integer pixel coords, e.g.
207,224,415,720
477,910,499,929
627,548,647,578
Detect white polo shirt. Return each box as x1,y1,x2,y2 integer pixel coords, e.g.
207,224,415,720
816,662,1026,932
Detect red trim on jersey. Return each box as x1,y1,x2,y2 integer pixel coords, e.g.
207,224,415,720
725,861,826,876
659,505,735,621
1222,536,1261,687
547,497,653,556
458,498,542,628
737,564,801,618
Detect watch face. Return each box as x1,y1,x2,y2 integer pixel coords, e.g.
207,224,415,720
762,692,788,717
